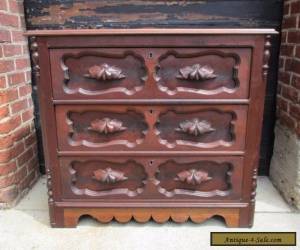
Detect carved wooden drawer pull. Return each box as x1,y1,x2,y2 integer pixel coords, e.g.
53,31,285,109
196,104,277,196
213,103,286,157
84,64,126,81
176,64,217,81
176,169,212,185
93,168,128,184
176,118,215,136
88,118,127,134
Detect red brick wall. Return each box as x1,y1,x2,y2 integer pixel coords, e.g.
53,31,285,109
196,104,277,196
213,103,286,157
277,0,300,137
0,0,39,207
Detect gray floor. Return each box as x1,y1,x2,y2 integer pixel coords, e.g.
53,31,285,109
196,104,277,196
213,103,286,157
0,176,299,250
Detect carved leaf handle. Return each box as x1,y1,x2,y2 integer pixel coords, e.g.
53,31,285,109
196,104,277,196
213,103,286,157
176,119,215,136
93,168,128,184
176,64,217,81
176,169,212,185
88,118,127,134
84,64,126,81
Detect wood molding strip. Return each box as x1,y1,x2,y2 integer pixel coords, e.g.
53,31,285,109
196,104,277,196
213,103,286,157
56,201,249,208
53,99,250,105
24,28,278,36
57,151,245,156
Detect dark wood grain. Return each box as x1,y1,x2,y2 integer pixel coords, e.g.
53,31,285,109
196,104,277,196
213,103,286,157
32,29,274,228
55,104,247,152
59,156,243,202
48,46,252,100
35,37,62,227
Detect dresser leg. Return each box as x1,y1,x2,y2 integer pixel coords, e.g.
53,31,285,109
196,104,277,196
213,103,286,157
48,206,67,228
238,206,255,228
63,209,81,228
49,206,78,228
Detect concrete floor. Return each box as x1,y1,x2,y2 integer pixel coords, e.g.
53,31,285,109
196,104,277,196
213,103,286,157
0,176,299,250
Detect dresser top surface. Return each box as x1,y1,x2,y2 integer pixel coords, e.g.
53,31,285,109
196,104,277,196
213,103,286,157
24,28,278,36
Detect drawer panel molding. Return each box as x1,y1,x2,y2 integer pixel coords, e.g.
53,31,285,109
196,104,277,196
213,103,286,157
155,160,233,198
66,108,148,148
60,156,243,201
56,105,247,152
155,49,246,97
155,108,238,149
56,49,147,96
51,47,251,100
68,159,147,197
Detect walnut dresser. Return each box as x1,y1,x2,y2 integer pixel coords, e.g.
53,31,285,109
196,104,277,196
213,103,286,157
25,29,277,228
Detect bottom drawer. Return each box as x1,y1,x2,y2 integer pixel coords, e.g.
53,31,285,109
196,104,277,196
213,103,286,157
59,156,244,203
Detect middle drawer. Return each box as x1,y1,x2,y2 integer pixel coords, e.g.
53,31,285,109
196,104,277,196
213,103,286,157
56,104,247,152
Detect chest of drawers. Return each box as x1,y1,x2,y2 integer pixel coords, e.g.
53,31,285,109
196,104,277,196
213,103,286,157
26,29,277,227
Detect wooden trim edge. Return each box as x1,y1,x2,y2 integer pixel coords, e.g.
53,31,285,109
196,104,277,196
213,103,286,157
24,28,278,36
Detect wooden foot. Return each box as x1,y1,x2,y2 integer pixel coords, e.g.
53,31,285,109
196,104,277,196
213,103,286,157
238,205,255,228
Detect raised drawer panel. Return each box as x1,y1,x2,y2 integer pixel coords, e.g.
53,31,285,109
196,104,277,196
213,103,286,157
50,47,251,100
156,160,233,198
60,156,243,202
65,109,148,148
51,49,147,97
56,105,247,152
155,48,250,98
67,159,147,197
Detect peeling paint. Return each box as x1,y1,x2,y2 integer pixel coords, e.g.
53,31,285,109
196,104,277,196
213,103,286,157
24,0,282,29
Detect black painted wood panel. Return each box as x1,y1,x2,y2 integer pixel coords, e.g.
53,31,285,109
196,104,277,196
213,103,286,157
24,0,282,29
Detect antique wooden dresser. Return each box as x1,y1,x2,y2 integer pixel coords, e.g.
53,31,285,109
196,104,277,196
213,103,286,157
25,29,277,227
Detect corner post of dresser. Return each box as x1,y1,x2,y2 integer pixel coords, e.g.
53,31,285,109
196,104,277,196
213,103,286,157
29,36,63,227
239,33,274,228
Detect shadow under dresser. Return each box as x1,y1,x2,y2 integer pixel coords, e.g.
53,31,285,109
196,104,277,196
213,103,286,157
25,28,277,228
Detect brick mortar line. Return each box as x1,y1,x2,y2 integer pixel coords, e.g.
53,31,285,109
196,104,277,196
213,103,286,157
280,56,300,63
278,79,300,88
0,95,34,109
0,10,24,17
8,95,33,106
0,144,37,170
16,148,38,169
0,82,32,91
0,67,32,78
0,25,25,32
9,104,34,119
0,118,35,138
0,128,36,147
0,39,28,44
0,69,31,77
278,69,300,77
0,97,32,110
0,173,40,209
0,53,30,60
0,166,25,181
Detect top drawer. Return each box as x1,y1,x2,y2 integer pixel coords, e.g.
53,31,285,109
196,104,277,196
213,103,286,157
50,47,251,100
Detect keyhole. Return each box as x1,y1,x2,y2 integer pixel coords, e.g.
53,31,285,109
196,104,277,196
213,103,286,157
149,52,153,58
149,160,154,166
